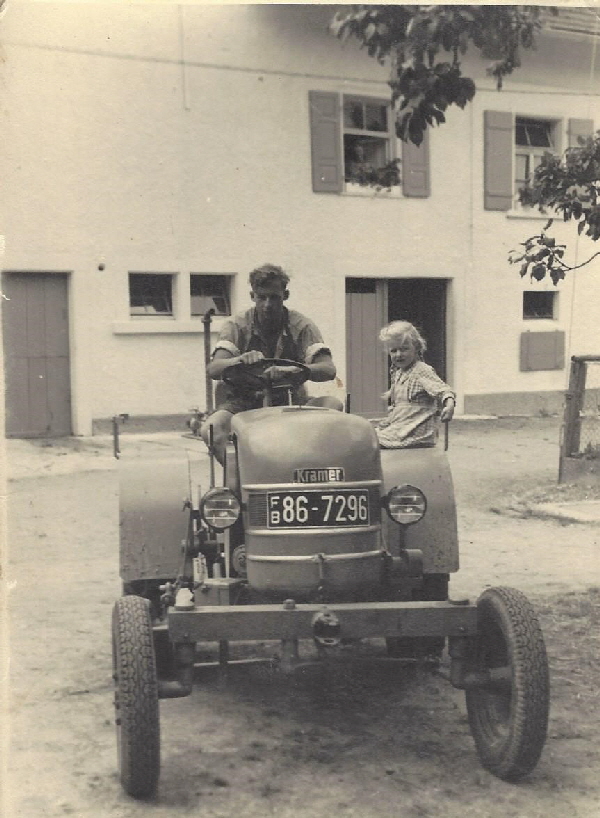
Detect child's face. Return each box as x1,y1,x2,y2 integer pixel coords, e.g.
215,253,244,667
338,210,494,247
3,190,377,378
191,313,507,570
387,336,417,371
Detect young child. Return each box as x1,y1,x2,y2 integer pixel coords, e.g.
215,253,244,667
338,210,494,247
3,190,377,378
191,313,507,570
376,321,455,449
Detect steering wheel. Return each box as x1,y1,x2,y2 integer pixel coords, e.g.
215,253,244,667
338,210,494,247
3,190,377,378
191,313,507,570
222,358,311,392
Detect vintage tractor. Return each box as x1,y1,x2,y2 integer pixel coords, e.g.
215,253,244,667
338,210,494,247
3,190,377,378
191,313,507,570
112,359,550,798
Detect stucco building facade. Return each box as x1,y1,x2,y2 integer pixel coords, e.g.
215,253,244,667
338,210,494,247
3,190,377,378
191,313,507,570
2,4,599,435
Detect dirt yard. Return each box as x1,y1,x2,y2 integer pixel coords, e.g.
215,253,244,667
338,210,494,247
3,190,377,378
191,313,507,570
4,416,600,818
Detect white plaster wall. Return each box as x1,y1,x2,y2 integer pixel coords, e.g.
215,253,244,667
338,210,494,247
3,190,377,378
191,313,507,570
2,4,599,430
466,72,600,399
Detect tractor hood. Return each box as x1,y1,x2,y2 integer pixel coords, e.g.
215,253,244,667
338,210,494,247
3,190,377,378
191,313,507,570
231,406,380,485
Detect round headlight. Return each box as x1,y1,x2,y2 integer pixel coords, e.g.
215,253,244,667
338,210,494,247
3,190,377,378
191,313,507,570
385,485,427,525
200,487,241,530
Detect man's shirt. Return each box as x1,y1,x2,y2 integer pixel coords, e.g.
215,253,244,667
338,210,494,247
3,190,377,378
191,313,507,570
212,307,330,410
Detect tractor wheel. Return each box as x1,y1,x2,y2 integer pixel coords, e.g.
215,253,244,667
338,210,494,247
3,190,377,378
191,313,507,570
122,579,164,621
112,596,160,797
466,586,549,781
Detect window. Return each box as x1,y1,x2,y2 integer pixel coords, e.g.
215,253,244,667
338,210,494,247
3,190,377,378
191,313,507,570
523,291,557,320
190,274,231,317
484,112,592,212
129,273,173,316
342,97,397,186
309,91,430,197
515,117,557,195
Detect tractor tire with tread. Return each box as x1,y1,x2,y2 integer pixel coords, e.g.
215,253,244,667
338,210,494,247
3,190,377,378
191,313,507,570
466,586,549,781
112,595,160,798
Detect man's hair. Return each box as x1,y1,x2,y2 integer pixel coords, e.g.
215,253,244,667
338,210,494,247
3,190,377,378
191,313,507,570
249,263,290,290
379,320,427,358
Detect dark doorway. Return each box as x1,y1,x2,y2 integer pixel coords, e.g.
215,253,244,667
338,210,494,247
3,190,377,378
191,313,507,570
387,278,448,380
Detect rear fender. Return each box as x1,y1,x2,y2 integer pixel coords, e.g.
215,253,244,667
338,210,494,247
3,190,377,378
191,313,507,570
380,447,459,574
119,445,206,584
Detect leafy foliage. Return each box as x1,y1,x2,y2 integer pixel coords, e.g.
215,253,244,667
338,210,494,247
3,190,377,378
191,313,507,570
345,157,401,191
510,132,600,284
330,5,555,146
330,5,598,284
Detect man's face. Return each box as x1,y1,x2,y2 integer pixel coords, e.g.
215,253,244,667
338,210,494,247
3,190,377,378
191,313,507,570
251,280,288,328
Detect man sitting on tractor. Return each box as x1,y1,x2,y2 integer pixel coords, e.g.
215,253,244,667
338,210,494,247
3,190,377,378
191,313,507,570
201,263,343,463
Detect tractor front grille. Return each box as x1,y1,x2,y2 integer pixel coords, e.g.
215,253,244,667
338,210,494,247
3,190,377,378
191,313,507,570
248,493,269,528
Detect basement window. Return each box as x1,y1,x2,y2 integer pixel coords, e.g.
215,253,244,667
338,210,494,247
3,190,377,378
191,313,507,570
190,274,232,317
523,291,557,320
129,273,173,316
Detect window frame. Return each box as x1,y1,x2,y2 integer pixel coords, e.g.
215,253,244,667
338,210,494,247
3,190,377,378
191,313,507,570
128,271,176,318
310,90,429,198
522,290,558,321
116,270,236,334
190,273,233,318
514,115,561,200
342,93,398,192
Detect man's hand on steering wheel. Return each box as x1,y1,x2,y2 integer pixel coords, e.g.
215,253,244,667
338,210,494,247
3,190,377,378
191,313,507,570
263,364,304,383
238,350,265,366
221,357,311,391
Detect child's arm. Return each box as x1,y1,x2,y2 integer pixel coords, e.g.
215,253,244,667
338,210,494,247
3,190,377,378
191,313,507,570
418,364,455,421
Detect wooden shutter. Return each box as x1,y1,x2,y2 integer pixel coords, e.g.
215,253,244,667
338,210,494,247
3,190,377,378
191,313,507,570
309,91,342,193
484,110,513,211
568,118,594,147
401,128,430,197
519,330,565,371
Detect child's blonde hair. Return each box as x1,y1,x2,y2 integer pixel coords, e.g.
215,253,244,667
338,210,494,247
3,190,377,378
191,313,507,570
379,320,427,359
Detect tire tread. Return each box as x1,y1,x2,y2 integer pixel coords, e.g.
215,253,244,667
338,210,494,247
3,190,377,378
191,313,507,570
466,586,550,781
112,595,160,797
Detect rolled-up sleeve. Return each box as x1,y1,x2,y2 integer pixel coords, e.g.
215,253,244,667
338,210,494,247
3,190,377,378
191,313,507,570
298,319,331,364
212,319,241,358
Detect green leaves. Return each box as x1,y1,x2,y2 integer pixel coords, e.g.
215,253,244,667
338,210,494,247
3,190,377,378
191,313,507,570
390,61,475,145
510,232,568,286
330,5,554,146
511,130,600,281
329,5,598,285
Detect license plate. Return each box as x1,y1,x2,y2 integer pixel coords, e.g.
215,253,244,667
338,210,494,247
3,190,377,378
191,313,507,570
266,490,370,529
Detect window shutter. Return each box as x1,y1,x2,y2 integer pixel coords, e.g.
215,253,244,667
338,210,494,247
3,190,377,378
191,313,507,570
309,91,342,193
484,110,513,211
568,118,593,147
519,331,565,371
401,128,430,197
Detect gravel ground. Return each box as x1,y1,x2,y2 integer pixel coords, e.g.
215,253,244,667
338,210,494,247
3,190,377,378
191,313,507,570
3,415,600,818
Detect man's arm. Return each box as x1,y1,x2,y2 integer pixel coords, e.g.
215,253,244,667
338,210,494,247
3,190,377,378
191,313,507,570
294,315,337,382
206,348,264,380
306,351,336,382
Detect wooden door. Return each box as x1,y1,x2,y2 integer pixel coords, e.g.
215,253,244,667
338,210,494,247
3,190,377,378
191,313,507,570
2,273,72,437
345,278,387,417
